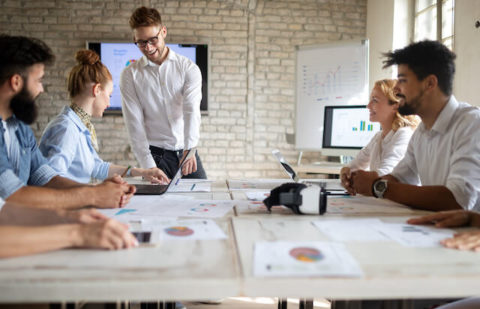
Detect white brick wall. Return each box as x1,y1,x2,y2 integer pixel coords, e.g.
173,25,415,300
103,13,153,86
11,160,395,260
0,0,366,180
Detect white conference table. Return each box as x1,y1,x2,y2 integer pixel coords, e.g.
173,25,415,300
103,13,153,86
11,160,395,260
1,179,479,304
0,180,237,303
0,219,240,302
233,215,480,300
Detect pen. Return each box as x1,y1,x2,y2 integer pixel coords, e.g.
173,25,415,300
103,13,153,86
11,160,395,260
121,165,131,178
191,183,196,191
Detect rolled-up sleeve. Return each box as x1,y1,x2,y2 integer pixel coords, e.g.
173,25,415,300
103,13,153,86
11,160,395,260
29,164,57,186
0,169,25,199
445,114,480,210
0,124,25,198
92,152,110,180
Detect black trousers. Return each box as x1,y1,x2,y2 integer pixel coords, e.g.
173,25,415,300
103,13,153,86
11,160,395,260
149,146,207,180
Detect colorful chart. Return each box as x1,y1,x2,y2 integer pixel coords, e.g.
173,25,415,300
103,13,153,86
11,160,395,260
164,226,194,237
115,209,137,215
190,207,210,212
125,59,137,66
189,203,218,213
199,203,217,207
289,247,324,263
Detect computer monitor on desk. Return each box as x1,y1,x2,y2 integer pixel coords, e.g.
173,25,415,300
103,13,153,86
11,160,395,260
322,105,381,157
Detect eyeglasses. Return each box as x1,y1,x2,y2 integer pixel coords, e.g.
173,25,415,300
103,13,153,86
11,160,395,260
134,30,161,48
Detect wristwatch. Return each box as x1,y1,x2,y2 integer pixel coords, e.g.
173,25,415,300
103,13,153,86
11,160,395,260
372,178,388,198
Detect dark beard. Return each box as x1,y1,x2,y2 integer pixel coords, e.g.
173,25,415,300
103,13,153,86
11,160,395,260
398,101,416,116
10,85,38,125
397,91,423,116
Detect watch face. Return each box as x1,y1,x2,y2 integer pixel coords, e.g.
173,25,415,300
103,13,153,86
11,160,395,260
373,179,388,198
375,181,386,191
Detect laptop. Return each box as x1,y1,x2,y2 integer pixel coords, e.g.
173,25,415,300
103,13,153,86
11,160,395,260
271,149,345,191
134,149,196,195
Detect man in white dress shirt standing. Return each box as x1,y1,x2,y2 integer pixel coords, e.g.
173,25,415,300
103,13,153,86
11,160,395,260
120,6,206,179
350,40,480,212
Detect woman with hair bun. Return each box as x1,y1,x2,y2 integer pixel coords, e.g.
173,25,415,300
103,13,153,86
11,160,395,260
40,49,169,184
340,79,419,193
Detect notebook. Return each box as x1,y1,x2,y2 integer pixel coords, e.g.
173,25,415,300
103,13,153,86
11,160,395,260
134,149,196,195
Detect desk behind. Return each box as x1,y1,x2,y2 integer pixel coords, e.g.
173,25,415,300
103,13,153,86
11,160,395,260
296,163,342,175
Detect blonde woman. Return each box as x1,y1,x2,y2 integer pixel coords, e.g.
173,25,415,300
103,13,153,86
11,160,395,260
341,79,419,192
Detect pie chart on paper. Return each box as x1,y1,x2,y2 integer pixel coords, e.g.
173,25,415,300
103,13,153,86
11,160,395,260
164,226,194,237
289,247,324,263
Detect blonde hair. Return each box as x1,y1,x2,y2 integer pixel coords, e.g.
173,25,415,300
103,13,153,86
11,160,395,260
67,49,112,98
374,79,420,131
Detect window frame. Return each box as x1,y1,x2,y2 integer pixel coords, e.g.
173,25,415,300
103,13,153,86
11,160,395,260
412,0,454,49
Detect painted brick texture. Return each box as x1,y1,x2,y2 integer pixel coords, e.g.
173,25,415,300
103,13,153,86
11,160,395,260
0,0,366,180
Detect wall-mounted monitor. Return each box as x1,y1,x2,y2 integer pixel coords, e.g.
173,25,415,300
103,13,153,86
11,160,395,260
87,41,208,114
322,105,381,156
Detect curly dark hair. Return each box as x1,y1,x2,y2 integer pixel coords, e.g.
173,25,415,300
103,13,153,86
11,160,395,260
0,34,55,85
383,40,456,96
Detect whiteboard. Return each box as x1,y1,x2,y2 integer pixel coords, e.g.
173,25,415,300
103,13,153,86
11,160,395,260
295,40,369,151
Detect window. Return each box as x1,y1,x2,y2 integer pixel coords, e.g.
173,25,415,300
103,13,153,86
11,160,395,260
414,0,455,49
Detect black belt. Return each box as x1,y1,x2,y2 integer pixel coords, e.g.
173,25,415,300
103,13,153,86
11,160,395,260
149,145,183,156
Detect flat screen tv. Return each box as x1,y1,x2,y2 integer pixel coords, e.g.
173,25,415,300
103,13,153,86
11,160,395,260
87,41,208,114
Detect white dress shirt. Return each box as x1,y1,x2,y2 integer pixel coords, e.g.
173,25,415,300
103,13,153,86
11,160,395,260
349,126,414,176
120,49,202,168
391,96,480,211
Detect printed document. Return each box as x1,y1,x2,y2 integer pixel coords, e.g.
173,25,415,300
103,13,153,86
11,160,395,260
254,241,363,277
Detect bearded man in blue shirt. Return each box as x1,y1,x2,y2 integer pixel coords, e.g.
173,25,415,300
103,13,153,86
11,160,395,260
0,34,135,210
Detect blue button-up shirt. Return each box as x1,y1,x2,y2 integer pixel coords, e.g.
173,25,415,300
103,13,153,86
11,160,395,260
39,106,110,183
0,116,57,199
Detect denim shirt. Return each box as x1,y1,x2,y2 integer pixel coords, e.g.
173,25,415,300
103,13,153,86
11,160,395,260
39,106,110,183
0,116,57,199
